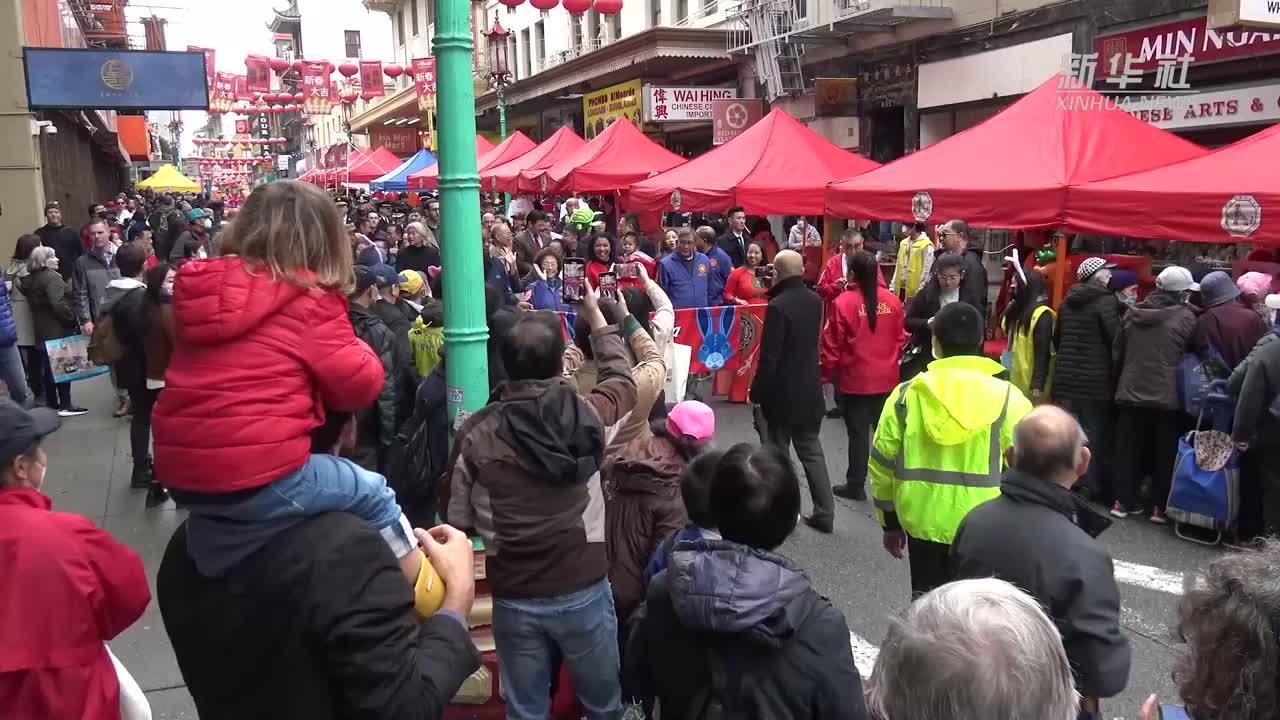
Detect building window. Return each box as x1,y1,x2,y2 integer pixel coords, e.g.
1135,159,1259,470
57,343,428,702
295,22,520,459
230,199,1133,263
344,30,362,58
675,0,687,23
587,10,600,46
396,12,405,45
410,0,419,35
703,0,717,16
650,0,662,27
521,28,532,77
569,15,581,51
609,13,621,40
534,21,545,71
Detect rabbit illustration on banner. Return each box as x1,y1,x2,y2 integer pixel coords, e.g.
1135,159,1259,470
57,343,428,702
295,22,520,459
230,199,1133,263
696,306,736,370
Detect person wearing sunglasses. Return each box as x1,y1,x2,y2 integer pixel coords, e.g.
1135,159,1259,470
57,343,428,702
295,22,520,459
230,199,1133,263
937,219,989,317
901,253,983,381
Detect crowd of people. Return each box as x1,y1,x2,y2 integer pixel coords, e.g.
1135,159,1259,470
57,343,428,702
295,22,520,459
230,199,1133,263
4,178,1280,720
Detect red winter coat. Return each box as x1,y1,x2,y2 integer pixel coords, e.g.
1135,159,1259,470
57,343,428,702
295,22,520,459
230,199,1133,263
0,487,150,720
820,284,907,396
153,256,384,493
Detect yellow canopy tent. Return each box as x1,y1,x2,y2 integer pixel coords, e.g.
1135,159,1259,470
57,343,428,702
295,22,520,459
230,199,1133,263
136,164,200,193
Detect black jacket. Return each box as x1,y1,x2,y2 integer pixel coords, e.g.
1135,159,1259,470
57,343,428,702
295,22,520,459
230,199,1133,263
1113,291,1198,410
1233,333,1280,447
717,230,748,268
169,227,207,262
157,514,480,720
625,539,867,720
750,276,825,427
35,223,82,281
952,471,1131,699
398,244,441,274
1053,283,1123,402
20,267,77,343
350,303,400,471
905,275,987,351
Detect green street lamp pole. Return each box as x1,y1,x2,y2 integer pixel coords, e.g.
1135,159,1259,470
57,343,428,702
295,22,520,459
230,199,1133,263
434,0,488,429
497,89,507,140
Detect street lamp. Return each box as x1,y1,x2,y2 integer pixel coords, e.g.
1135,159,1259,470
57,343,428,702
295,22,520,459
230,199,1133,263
484,14,512,140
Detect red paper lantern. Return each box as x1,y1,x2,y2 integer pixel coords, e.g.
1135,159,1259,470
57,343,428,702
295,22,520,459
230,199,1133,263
531,0,558,9
324,61,335,74
594,0,621,12
563,0,592,14
268,57,290,73
290,59,305,73
338,62,358,77
271,104,285,113
341,94,357,105
293,91,304,101
383,63,403,78
499,0,523,7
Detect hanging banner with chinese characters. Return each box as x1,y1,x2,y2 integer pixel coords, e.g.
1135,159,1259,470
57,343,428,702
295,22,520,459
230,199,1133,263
210,72,236,113
245,54,271,94
360,60,385,99
188,46,216,87
643,85,737,122
232,74,251,101
412,58,437,110
302,61,332,115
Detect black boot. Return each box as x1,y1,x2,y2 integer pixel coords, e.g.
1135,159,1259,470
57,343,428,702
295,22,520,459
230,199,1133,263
145,482,170,508
129,459,152,489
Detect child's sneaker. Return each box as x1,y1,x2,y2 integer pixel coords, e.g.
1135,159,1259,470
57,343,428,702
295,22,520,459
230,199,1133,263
1150,508,1169,525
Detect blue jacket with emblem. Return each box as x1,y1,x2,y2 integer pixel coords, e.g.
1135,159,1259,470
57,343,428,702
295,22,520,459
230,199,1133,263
658,252,712,310
704,245,732,306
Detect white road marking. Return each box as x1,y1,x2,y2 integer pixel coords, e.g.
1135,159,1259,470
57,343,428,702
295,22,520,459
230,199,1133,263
849,632,879,678
1113,560,1188,596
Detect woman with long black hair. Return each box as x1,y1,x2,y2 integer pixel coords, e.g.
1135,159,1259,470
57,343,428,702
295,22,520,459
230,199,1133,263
1002,268,1055,404
820,250,906,501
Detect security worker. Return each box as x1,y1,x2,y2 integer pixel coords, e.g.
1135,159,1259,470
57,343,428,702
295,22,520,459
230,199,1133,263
891,222,935,302
870,301,1032,598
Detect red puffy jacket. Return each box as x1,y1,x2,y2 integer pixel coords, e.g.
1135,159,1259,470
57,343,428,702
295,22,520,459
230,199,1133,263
819,284,907,396
153,257,384,493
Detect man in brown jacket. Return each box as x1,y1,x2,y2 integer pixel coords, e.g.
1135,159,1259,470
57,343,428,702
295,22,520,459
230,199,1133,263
445,282,637,720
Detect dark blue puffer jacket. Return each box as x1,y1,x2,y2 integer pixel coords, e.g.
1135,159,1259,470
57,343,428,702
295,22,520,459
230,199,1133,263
0,278,17,347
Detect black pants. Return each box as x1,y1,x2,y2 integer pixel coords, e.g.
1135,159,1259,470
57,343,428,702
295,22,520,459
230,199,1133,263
1063,398,1114,499
31,342,71,410
18,345,41,397
129,386,160,480
1113,405,1182,511
839,392,890,489
766,420,834,523
907,535,952,599
1240,447,1280,538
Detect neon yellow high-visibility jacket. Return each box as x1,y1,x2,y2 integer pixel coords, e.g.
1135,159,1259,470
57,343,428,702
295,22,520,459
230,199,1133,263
891,234,935,300
869,354,1033,545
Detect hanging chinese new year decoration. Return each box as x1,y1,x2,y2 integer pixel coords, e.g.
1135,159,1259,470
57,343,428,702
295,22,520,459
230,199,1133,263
563,0,592,14
383,63,404,78
302,61,333,115
338,62,358,78
594,0,622,12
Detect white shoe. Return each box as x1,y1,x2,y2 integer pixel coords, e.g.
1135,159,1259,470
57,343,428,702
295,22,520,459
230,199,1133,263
58,407,89,417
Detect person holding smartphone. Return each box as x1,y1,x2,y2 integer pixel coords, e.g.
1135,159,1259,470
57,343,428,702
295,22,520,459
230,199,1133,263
723,242,771,307
586,233,617,290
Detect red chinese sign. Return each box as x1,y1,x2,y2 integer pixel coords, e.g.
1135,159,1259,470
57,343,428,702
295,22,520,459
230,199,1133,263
371,126,420,155
210,72,236,113
1095,17,1280,75
360,61,385,99
302,62,333,115
412,57,437,110
232,74,251,101
712,99,763,145
245,55,271,94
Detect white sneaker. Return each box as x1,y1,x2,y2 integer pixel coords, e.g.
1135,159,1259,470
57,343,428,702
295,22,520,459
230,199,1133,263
58,407,89,417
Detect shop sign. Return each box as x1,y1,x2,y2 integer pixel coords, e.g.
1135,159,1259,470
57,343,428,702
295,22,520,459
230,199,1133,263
857,61,915,110
643,85,737,122
583,79,642,139
1095,17,1280,76
235,118,250,135
815,78,859,117
1208,0,1280,30
371,125,420,155
1123,81,1280,130
1222,194,1263,237
711,98,763,145
84,1,127,42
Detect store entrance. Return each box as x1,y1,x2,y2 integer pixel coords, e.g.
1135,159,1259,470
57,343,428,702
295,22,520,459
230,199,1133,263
869,106,906,163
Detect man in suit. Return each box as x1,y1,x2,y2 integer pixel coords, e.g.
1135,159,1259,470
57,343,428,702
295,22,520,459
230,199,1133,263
717,206,749,268
513,210,553,277
750,250,835,533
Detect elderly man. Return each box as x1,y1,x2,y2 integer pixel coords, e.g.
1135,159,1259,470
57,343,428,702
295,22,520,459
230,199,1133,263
952,406,1131,718
869,578,1080,720
0,399,152,719
751,250,835,533
937,219,988,315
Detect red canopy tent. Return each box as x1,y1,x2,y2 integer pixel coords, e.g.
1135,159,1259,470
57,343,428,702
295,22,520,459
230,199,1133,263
526,118,686,195
1067,123,1280,245
316,148,370,186
825,75,1208,228
346,147,405,184
481,126,585,194
627,108,879,215
296,167,318,183
407,132,528,190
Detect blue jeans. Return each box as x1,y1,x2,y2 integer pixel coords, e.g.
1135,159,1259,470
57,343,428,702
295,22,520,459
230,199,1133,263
0,343,29,407
493,578,622,720
182,454,415,576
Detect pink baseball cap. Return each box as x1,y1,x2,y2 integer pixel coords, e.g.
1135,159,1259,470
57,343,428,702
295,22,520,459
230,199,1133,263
667,401,715,444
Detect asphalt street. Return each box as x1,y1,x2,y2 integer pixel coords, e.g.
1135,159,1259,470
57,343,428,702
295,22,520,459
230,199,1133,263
38,375,1222,719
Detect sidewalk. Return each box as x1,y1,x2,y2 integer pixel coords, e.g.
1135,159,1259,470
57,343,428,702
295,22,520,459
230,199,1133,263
38,375,196,718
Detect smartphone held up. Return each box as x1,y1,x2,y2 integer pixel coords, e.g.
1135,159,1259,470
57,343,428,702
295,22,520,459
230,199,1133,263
562,257,586,304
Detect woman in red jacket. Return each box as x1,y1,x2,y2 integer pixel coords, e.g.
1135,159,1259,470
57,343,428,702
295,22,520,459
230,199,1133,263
152,181,427,591
586,233,617,289
820,251,906,501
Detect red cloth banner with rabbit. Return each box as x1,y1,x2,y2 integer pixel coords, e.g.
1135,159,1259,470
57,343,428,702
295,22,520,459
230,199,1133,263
557,304,765,375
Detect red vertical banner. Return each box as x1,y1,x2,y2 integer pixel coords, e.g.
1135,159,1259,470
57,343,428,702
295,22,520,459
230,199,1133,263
412,57,436,111
359,60,384,99
245,55,271,94
211,72,236,113
302,61,333,115
189,46,216,87
232,74,250,101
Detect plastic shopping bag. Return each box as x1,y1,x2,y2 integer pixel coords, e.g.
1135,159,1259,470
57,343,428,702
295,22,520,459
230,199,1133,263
45,335,110,384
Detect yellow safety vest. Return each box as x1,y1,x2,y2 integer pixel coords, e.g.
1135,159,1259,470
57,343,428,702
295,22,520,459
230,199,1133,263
894,235,934,300
1008,304,1055,399
869,355,1033,545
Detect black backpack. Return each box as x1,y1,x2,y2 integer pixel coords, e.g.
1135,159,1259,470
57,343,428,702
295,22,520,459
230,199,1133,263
686,647,751,720
383,410,438,529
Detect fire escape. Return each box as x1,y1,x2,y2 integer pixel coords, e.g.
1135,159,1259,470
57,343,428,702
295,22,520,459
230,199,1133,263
726,0,953,101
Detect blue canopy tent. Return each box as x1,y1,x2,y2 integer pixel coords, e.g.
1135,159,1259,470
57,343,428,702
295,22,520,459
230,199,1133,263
370,148,437,191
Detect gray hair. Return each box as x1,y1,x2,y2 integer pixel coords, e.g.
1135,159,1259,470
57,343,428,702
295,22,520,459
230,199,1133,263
28,246,57,271
870,578,1079,720
405,221,437,249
